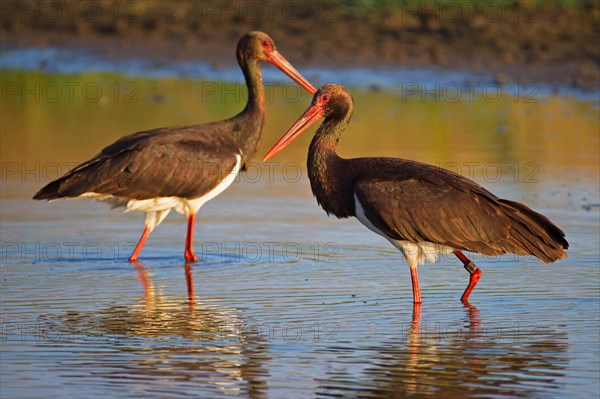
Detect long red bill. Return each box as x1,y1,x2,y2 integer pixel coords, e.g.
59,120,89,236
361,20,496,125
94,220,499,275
268,50,316,94
263,104,324,161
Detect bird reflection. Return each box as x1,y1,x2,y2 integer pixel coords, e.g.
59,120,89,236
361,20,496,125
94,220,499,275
131,261,195,312
462,300,482,340
56,262,270,399
184,263,195,300
131,260,156,306
317,302,568,398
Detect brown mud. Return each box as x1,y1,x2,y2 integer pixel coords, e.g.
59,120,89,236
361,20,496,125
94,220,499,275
1,1,599,91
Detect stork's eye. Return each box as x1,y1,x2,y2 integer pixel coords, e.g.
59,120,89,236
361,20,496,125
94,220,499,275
262,40,271,48
321,94,331,103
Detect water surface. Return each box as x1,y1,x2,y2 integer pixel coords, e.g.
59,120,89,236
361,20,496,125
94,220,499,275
1,68,599,398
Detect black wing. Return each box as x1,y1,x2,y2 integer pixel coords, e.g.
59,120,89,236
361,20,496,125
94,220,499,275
353,159,568,263
34,123,240,200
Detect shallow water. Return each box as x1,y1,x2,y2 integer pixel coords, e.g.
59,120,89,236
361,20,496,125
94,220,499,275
1,68,599,398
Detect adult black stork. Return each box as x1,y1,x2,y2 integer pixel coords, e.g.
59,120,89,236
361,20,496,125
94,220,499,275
33,31,316,263
263,84,569,303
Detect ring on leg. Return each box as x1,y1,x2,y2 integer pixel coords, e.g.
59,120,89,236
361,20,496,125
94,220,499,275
454,251,482,303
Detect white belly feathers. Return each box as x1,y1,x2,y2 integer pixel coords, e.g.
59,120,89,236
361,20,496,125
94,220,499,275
79,154,241,230
353,193,454,268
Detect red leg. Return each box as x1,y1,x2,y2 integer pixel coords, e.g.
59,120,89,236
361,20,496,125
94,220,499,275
184,214,198,263
129,227,150,263
410,267,422,304
454,250,482,303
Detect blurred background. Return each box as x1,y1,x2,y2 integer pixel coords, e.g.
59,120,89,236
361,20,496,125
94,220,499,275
1,0,599,89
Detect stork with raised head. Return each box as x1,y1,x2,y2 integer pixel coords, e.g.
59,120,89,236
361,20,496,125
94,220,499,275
264,84,568,303
34,31,316,263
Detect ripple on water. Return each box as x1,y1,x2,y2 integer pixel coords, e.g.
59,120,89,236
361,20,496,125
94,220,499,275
1,67,599,398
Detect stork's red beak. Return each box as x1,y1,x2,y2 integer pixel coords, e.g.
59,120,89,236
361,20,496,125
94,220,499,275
263,103,324,161
267,50,316,94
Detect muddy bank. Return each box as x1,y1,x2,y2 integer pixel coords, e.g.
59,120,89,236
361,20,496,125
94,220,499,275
1,0,599,91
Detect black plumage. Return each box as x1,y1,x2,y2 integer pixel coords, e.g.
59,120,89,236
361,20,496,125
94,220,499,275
349,159,568,263
34,31,315,262
34,123,243,201
264,84,568,303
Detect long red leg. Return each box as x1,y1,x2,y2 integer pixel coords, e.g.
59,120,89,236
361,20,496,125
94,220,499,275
454,250,482,303
184,214,198,263
129,227,151,263
410,267,422,304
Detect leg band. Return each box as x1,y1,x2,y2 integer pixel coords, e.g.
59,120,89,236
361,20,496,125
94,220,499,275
463,261,477,274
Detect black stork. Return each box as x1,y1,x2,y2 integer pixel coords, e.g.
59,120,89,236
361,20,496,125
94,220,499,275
33,31,316,263
263,84,569,303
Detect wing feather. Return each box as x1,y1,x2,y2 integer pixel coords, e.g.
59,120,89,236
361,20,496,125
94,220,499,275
34,124,239,200
351,159,567,261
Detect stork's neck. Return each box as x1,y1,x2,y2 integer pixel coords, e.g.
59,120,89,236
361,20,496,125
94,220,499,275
240,58,266,115
231,57,266,165
307,115,355,218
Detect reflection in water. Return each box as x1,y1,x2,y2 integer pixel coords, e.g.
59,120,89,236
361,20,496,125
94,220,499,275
317,303,568,398
1,70,596,398
56,265,270,398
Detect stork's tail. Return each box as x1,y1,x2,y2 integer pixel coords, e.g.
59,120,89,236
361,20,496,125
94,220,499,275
500,199,569,263
33,178,65,200
33,170,91,201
